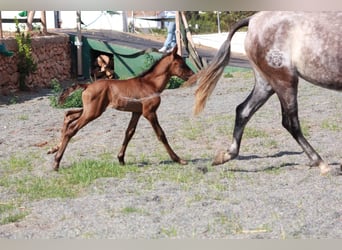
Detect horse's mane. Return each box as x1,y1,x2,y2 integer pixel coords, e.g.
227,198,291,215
138,52,169,78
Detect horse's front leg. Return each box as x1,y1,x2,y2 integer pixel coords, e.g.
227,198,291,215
213,73,274,165
117,112,141,165
144,111,187,165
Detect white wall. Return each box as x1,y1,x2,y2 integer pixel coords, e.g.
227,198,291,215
192,32,247,55
0,11,125,31
59,11,124,30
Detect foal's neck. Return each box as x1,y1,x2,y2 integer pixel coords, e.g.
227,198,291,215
142,59,171,92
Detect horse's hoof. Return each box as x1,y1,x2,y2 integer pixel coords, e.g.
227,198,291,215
212,150,231,166
179,159,187,165
51,160,60,171
117,155,125,165
47,147,58,154
318,162,331,176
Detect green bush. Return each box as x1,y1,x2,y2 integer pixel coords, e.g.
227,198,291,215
14,17,37,90
49,79,83,108
167,76,185,89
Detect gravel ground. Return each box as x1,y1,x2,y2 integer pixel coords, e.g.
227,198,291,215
0,73,341,239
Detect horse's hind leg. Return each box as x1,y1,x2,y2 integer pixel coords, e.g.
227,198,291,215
48,109,83,154
144,111,187,165
275,83,330,174
213,72,274,165
117,112,141,165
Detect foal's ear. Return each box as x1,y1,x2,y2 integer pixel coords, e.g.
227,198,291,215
172,45,178,55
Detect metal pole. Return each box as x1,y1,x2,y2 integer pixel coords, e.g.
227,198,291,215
76,11,84,80
54,11,61,28
41,11,47,34
131,11,135,33
0,11,3,39
181,11,203,70
217,11,221,33
175,11,182,56
122,11,128,32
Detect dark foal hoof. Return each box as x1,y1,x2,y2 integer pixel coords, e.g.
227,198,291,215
117,155,125,165
52,160,60,171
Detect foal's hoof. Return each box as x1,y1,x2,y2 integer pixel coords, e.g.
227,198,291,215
118,159,125,166
53,164,60,172
47,147,58,154
212,150,231,166
117,155,125,165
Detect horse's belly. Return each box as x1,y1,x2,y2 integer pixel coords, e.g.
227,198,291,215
112,98,143,112
295,55,342,90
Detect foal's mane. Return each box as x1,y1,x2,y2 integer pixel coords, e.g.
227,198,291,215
138,52,170,78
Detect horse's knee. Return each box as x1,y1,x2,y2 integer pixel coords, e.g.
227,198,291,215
64,128,78,139
281,114,301,138
236,103,248,121
281,118,291,132
126,128,136,138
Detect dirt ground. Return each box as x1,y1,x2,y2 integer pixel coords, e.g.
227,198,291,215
0,72,341,238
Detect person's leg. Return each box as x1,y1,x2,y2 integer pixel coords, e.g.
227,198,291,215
159,22,176,53
168,22,176,48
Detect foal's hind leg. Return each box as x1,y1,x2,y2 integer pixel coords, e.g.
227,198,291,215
213,72,274,165
53,108,104,171
144,111,187,165
275,82,331,174
48,109,83,154
117,112,142,165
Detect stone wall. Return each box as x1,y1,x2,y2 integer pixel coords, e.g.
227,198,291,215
0,33,71,93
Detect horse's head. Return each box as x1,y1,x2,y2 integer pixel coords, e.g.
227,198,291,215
168,46,194,80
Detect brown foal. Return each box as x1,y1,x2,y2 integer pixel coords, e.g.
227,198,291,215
48,46,194,171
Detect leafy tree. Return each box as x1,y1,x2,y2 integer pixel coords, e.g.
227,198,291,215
14,17,37,90
184,11,257,34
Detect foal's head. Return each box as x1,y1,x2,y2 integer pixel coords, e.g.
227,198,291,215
167,46,194,80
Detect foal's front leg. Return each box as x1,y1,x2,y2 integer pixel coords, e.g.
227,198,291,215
144,111,187,165
117,112,141,165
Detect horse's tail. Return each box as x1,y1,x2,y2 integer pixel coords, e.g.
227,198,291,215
193,17,250,115
58,84,88,105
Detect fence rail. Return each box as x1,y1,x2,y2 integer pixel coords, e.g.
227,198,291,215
1,18,42,24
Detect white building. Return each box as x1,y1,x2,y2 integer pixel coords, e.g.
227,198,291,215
0,11,170,32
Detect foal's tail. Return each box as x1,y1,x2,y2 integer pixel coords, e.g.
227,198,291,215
193,17,250,115
58,84,88,105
